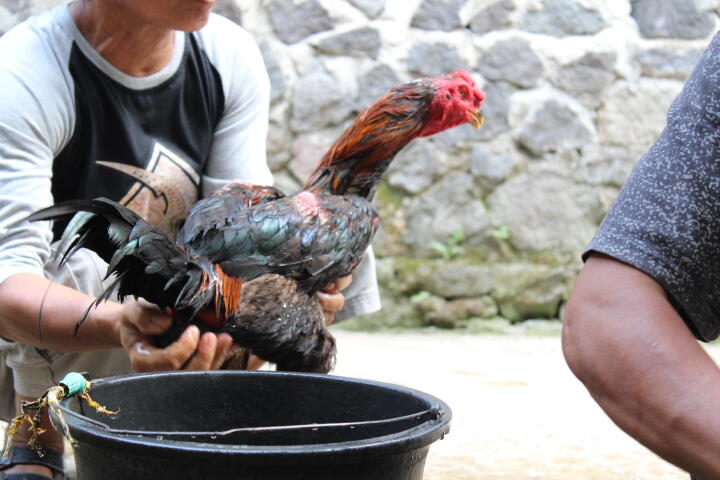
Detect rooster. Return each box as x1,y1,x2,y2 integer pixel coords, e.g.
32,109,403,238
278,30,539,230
28,70,485,373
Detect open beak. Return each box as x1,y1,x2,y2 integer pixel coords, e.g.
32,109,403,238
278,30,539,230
468,110,484,129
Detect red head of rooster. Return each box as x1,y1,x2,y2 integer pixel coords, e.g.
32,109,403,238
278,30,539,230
417,69,485,137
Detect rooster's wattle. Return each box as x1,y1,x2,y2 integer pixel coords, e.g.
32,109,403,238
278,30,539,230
28,70,485,373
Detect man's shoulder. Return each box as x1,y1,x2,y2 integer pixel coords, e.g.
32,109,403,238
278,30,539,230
197,13,258,52
193,14,268,96
0,6,72,61
0,6,73,93
0,6,75,149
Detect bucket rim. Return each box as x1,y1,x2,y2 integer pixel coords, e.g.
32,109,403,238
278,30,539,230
52,370,452,465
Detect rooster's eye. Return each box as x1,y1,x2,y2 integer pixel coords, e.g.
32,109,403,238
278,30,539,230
459,88,466,97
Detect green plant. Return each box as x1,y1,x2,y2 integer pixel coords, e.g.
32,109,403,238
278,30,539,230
492,225,511,241
428,229,465,260
410,290,432,303
490,225,514,260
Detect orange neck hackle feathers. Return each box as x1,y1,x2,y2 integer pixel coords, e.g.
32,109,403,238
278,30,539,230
303,70,485,200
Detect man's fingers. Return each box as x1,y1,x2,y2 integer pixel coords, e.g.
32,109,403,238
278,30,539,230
184,332,234,370
126,300,172,335
134,310,172,335
334,275,352,292
323,275,352,293
184,331,217,370
211,333,234,370
317,291,345,312
155,325,201,370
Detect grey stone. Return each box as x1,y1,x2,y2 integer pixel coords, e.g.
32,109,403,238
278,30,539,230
288,132,335,182
415,261,495,298
470,147,516,188
478,37,544,88
271,170,302,197
212,0,243,25
631,0,719,39
371,183,412,259
403,171,492,250
516,98,595,156
466,316,513,334
487,170,605,254
417,295,498,328
478,81,515,142
267,121,289,153
407,41,463,77
356,64,403,111
339,289,423,330
290,69,353,132
636,45,704,79
410,0,465,31
415,295,457,328
373,257,396,285
575,144,637,188
0,5,15,35
429,120,486,150
387,141,450,194
0,0,21,16
552,52,616,108
469,0,516,34
267,122,292,171
0,0,22,9
268,0,334,44
268,150,291,174
597,79,683,149
350,0,386,18
259,41,287,102
315,27,381,59
491,264,571,322
386,257,494,297
520,0,606,37
451,296,498,318
26,0,64,16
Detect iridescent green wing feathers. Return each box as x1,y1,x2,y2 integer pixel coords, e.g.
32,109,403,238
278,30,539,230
183,193,378,294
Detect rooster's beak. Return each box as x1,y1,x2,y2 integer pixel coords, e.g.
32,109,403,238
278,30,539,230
468,110,484,129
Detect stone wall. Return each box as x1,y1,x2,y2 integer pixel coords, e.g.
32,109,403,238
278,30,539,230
2,0,718,329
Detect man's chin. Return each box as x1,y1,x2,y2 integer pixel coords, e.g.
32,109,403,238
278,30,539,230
178,13,212,32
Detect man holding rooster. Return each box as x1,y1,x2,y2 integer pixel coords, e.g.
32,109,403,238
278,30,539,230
0,0,380,478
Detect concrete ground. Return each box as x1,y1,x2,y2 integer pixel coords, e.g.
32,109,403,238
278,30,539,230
2,328,697,479
332,329,689,480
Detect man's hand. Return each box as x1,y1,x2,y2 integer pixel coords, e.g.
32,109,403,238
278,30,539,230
317,275,352,325
118,299,233,372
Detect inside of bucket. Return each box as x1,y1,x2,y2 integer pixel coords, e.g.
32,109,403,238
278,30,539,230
66,372,441,446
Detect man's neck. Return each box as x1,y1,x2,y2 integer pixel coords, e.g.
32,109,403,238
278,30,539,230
69,1,176,78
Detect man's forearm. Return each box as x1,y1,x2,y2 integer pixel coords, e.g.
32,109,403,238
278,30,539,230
0,272,122,352
563,255,720,478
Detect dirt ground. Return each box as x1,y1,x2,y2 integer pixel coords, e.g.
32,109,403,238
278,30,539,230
1,328,697,479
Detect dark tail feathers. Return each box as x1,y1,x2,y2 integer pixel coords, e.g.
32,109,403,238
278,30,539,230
28,198,213,330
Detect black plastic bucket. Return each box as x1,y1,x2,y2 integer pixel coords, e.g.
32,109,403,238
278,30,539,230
50,370,451,480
